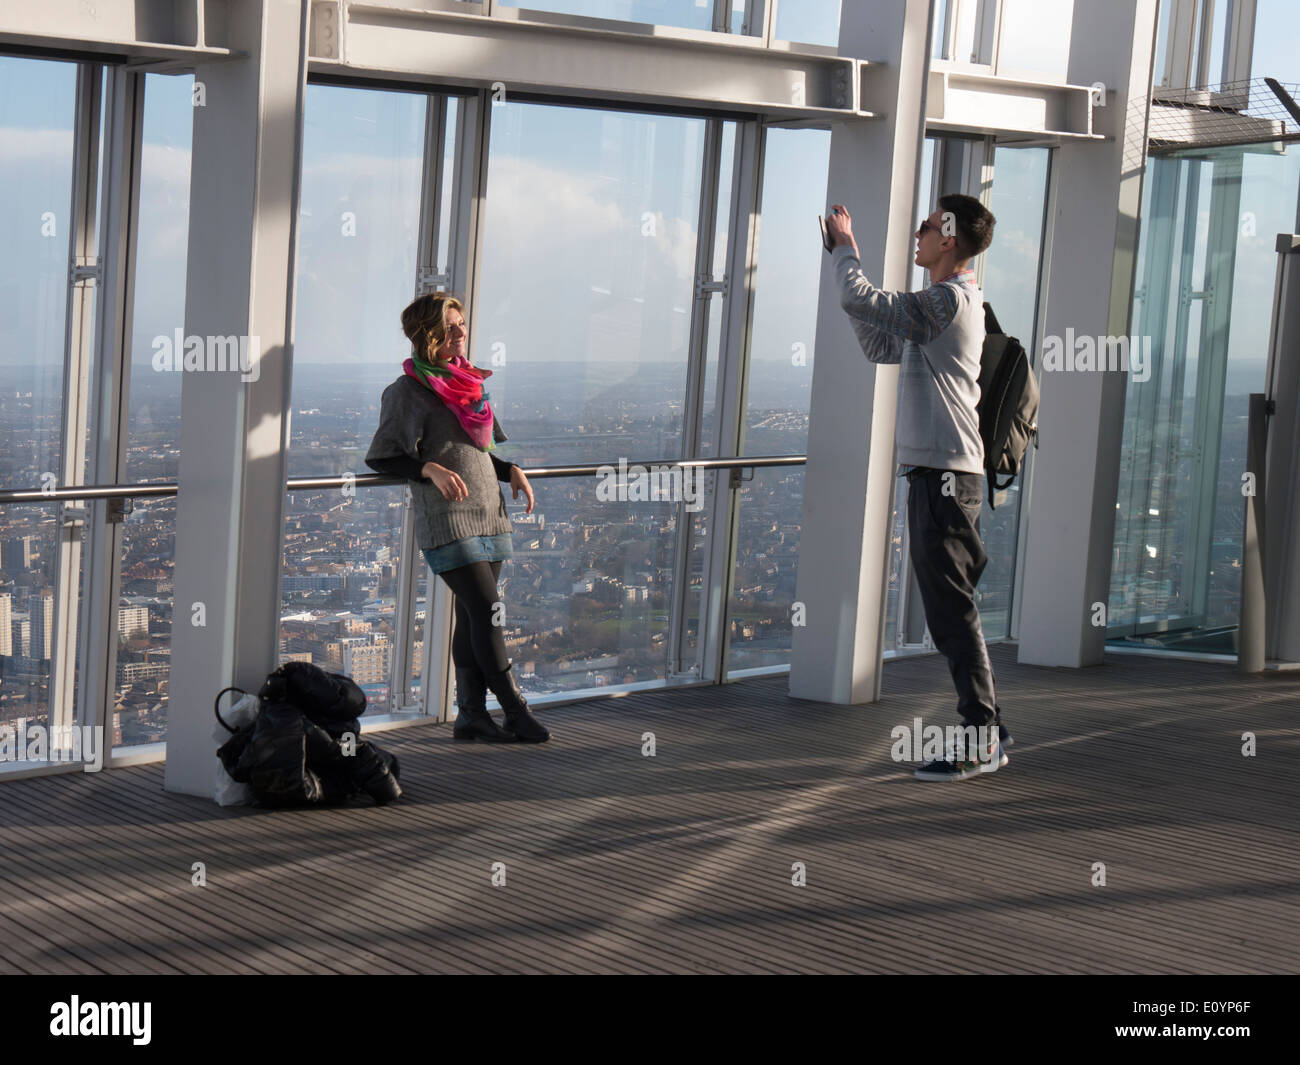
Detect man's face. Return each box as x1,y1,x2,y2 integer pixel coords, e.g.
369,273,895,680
914,208,952,270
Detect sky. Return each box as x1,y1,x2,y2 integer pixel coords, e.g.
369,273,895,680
2,0,1298,394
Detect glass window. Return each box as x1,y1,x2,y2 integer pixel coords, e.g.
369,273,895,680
954,0,980,63
726,126,829,673
113,72,196,746
280,84,429,714
981,145,1050,639
697,121,734,460
1205,0,1231,87
997,0,1074,80
775,0,841,47
0,56,75,494
1247,0,1299,110
910,137,939,293
1109,144,1300,652
0,56,78,762
495,0,714,31
984,147,1049,345
476,101,704,467
1154,0,1172,87
893,136,941,651
675,121,734,677
475,100,707,696
932,0,950,59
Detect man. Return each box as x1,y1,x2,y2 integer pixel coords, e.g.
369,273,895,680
824,194,1010,781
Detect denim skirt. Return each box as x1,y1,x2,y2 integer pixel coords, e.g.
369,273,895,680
422,533,513,575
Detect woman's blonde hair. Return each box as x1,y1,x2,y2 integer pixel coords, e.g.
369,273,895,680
400,292,465,363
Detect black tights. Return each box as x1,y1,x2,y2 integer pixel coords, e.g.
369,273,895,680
438,560,509,675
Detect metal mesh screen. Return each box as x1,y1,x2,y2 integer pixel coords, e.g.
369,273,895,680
1145,77,1300,153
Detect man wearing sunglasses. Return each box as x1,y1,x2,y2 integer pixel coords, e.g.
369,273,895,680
823,195,1008,782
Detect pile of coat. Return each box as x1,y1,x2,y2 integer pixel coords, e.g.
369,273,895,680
216,662,402,807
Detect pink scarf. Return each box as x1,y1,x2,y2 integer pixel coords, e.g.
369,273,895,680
403,354,496,451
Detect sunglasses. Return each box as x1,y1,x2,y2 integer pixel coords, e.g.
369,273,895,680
917,219,939,236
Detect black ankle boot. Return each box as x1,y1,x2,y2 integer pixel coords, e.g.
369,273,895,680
483,666,549,743
453,666,514,742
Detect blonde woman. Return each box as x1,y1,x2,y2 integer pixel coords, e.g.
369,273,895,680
365,292,548,743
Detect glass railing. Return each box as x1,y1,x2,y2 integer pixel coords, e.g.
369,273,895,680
0,455,807,740
0,455,807,502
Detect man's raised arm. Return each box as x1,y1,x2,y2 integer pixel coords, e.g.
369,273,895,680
823,202,960,363
833,244,958,346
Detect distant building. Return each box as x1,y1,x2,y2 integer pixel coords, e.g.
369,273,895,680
341,636,389,684
0,593,11,657
337,613,371,635
118,605,150,639
28,591,53,661
118,661,169,684
10,613,31,658
283,575,346,592
2,535,36,576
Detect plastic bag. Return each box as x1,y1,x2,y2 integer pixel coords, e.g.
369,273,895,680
213,691,260,806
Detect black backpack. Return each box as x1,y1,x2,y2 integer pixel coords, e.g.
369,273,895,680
214,662,402,807
977,303,1039,509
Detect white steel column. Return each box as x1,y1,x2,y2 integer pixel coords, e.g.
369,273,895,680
165,0,309,796
392,95,451,714
699,120,764,683
788,0,933,704
1015,0,1159,667
51,64,104,755
80,67,144,758
1263,236,1300,663
421,90,491,722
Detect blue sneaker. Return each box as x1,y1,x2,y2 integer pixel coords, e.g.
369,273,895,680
915,730,1008,781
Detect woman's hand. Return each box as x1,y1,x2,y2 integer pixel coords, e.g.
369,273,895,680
509,466,534,515
422,461,468,501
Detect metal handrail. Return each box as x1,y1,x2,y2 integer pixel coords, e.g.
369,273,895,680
0,454,808,504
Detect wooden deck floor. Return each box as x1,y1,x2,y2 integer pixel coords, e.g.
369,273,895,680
2,645,1297,974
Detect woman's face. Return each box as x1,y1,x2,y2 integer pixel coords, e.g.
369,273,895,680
434,308,468,362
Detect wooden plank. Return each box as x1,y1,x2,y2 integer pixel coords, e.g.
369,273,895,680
0,647,1296,973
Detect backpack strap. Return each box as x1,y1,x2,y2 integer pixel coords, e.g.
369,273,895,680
983,302,1004,336
214,686,254,733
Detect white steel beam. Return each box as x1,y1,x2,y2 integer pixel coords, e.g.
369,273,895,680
312,1,866,119
165,0,309,797
926,64,1101,141
0,0,241,70
1016,0,1160,668
1263,235,1300,663
788,0,934,706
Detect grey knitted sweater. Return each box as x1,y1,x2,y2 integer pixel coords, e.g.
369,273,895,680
364,374,513,550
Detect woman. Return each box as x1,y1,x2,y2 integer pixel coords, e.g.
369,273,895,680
364,292,549,743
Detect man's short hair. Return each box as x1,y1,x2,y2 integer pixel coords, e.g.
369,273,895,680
937,193,996,260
